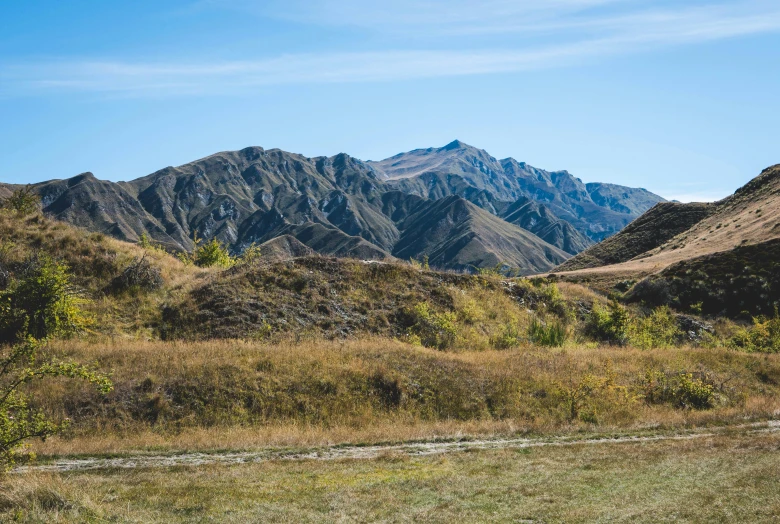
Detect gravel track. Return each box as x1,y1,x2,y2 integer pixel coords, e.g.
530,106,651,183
17,420,779,473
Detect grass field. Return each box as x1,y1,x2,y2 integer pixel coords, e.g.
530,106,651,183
3,210,780,522
24,337,780,457
5,429,779,522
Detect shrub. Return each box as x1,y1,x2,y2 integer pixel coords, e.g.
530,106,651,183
406,302,458,350
476,263,505,277
556,363,615,421
528,317,567,347
409,255,430,270
539,282,568,317
193,234,235,269
629,306,681,349
138,232,167,255
491,321,522,349
0,337,112,468
729,311,780,353
1,186,39,216
238,243,263,266
0,254,90,343
109,256,163,294
586,299,631,345
642,370,715,409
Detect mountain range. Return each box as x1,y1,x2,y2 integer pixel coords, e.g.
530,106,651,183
1,140,664,274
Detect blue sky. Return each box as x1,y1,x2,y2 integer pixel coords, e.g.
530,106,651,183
1,1,780,201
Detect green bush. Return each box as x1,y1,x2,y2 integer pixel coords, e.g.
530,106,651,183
629,306,681,349
476,263,505,277
237,242,263,266
491,321,522,349
0,254,90,343
406,302,458,349
528,317,567,347
194,237,235,268
586,299,631,345
729,312,780,353
176,231,236,269
642,370,715,409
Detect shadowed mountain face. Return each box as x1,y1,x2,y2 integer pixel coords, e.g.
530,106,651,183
393,195,568,273
370,140,665,242
0,141,665,274
499,197,592,255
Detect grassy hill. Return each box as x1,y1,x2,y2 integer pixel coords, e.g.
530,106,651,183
553,164,780,316
557,201,714,271
2,191,780,523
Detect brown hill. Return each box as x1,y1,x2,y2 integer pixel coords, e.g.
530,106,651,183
256,235,315,261
553,164,780,316
557,202,714,271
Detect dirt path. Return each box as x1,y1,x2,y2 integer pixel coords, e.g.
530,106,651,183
17,421,780,473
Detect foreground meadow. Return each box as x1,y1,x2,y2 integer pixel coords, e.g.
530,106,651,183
6,429,780,522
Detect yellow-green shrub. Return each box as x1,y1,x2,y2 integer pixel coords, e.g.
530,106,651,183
586,299,630,345
406,302,459,350
629,306,681,349
528,317,567,347
730,313,780,353
0,254,90,343
642,370,715,409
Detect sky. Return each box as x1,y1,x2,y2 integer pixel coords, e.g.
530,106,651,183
1,1,780,201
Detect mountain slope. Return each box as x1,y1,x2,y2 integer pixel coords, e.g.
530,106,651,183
371,140,665,242
500,197,593,255
0,141,666,273
556,202,714,271
393,195,568,273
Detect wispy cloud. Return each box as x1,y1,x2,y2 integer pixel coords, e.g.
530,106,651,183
3,1,780,96
239,0,630,34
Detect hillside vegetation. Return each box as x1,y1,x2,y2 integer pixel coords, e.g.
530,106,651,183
1,185,779,523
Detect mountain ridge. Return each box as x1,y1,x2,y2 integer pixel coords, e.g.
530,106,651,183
1,141,665,274
372,140,665,242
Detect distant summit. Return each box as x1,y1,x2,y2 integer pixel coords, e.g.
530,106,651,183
369,140,665,242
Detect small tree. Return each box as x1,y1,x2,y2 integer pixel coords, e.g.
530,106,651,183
180,231,235,268
237,242,262,266
0,254,90,343
0,337,112,468
2,186,40,216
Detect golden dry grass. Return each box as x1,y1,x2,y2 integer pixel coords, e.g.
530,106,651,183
22,337,780,457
